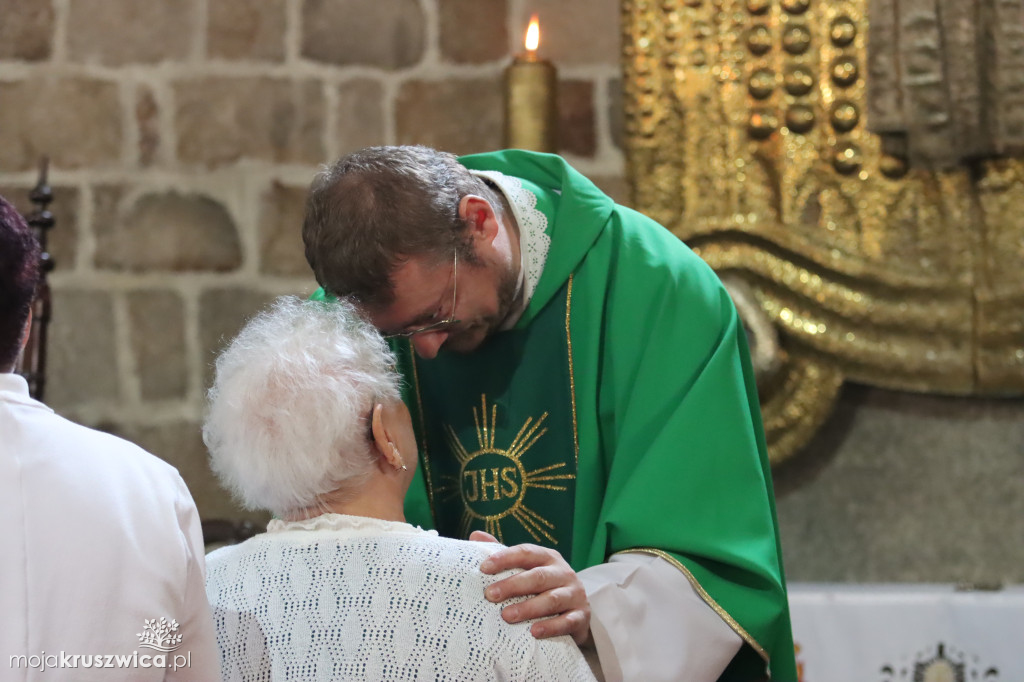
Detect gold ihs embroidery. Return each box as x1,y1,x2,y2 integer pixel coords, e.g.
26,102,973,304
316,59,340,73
435,395,575,545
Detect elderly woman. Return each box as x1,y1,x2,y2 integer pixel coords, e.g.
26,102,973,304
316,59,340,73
203,297,595,681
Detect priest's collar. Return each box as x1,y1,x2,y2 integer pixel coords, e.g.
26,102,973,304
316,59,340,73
470,170,551,329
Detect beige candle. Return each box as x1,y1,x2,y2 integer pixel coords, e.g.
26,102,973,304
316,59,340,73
504,15,558,152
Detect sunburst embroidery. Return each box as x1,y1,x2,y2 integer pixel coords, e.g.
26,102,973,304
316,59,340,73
435,395,575,544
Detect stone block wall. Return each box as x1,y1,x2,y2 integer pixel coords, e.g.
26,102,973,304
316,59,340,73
0,0,624,522
774,387,1024,585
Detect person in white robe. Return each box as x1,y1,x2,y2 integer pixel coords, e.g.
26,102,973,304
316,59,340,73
202,296,596,682
0,194,220,681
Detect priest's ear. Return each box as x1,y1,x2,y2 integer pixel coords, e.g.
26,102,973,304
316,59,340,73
458,195,500,245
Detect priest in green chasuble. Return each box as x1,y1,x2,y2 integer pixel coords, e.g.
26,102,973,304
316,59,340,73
305,145,797,682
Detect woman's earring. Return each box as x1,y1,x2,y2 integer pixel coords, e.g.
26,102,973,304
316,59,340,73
389,442,408,471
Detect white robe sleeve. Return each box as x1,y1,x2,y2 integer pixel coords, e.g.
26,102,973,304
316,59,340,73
166,473,222,682
578,553,743,682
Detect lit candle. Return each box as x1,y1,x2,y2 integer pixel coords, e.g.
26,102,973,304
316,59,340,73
504,15,558,152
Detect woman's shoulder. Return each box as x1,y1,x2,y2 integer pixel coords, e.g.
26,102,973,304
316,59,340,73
204,527,503,566
389,533,507,567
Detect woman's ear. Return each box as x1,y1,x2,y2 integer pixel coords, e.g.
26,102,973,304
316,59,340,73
370,403,406,471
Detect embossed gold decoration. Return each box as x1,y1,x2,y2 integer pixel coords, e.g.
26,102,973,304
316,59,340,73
621,0,1024,465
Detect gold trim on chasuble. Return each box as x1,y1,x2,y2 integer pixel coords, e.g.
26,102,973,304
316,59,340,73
409,275,580,545
614,548,771,667
565,274,579,470
408,348,436,515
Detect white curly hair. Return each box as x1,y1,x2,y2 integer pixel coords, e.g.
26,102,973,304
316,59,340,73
203,296,401,518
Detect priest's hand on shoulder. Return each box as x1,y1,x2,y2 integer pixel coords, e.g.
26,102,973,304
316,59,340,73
471,530,592,646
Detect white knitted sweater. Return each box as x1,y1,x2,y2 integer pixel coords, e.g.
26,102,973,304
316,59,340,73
205,514,596,681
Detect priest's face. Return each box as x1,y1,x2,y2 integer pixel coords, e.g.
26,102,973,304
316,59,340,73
368,246,518,360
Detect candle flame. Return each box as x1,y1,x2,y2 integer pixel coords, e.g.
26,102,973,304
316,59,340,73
524,15,540,52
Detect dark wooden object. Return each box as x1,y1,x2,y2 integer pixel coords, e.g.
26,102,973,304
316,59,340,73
16,158,56,401
202,518,261,547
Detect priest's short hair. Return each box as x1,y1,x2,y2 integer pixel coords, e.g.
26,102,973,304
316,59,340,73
302,144,502,307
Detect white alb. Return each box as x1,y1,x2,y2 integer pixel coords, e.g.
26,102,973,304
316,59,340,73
205,513,596,681
0,372,220,682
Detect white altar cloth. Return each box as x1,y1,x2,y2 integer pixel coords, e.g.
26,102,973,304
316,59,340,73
787,583,1024,682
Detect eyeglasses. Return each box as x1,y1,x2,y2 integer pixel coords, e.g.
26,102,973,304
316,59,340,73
385,249,461,339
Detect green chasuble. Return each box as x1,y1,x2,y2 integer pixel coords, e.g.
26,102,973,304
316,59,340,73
314,150,796,680
406,279,580,556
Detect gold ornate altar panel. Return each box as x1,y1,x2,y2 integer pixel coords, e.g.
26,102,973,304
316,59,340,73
622,0,1024,463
